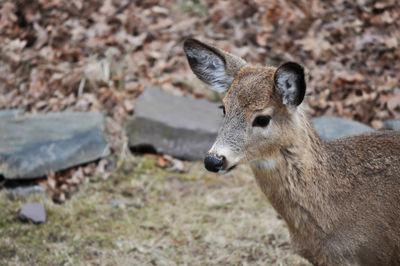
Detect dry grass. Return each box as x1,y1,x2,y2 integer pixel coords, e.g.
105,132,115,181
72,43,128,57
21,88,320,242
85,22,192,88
0,157,310,265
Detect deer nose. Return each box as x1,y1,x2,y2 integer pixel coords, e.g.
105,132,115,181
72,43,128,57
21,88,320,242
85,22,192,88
204,155,225,172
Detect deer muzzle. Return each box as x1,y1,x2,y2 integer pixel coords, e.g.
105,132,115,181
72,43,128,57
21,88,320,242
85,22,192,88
204,155,226,172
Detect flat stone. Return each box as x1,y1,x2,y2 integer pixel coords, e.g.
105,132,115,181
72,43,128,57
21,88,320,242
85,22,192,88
0,109,23,119
19,202,46,224
8,185,46,200
311,116,375,141
127,87,221,160
383,120,400,131
0,112,109,179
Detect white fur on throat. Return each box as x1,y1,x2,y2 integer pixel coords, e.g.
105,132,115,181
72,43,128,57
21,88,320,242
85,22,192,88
251,158,277,171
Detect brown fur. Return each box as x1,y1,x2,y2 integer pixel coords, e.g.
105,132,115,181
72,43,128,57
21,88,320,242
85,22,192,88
184,39,400,266
252,120,400,266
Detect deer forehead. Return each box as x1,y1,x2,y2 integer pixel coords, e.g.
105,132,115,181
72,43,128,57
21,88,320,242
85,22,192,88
223,66,277,119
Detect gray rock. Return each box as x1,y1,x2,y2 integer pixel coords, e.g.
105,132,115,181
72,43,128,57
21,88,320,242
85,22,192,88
383,120,400,131
108,199,125,208
0,109,23,119
8,185,46,200
127,87,221,160
19,202,46,223
0,112,109,179
311,116,374,141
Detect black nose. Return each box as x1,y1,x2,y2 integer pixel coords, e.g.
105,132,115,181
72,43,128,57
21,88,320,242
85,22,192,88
204,155,225,172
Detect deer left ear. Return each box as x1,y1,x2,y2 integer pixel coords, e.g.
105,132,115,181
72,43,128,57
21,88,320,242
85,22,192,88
274,62,306,107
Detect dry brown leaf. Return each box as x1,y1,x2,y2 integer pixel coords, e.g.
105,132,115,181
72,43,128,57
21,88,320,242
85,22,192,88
387,94,400,111
0,2,17,30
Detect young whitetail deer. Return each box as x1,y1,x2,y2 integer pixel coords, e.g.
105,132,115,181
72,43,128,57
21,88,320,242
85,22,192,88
183,38,400,266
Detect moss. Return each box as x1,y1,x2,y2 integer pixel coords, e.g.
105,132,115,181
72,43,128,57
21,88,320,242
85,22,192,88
177,173,198,181
180,0,208,17
137,157,156,171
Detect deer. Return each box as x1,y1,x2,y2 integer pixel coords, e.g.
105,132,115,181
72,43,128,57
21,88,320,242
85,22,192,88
183,38,400,266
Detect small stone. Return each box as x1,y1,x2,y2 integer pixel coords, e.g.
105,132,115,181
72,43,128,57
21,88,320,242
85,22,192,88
170,159,186,173
8,185,46,200
383,120,400,131
19,202,46,224
108,199,126,208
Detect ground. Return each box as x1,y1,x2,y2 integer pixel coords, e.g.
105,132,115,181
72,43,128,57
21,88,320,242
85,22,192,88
0,157,310,265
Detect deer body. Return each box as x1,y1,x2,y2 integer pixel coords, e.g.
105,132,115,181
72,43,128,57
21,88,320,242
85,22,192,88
183,39,400,265
251,121,400,265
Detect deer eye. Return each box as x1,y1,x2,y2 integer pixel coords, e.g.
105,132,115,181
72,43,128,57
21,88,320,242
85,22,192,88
252,115,271,128
219,105,226,116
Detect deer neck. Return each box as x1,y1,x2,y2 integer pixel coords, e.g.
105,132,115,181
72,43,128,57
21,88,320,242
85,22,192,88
249,114,334,239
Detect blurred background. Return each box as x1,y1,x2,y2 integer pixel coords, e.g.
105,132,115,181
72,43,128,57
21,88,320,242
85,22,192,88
1,0,399,123
0,0,399,265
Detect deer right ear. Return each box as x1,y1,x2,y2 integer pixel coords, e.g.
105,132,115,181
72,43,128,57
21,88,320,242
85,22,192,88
274,62,306,107
183,38,245,93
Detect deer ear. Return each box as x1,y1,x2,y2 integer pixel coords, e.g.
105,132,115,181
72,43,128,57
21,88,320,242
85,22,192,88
184,38,245,93
274,62,306,107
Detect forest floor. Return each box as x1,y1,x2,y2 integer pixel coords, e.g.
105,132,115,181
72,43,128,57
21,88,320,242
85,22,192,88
0,156,310,265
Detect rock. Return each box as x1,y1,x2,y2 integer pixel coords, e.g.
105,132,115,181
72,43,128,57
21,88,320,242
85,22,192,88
383,120,400,131
8,185,46,200
0,109,23,119
19,202,46,224
312,116,375,141
170,158,186,173
0,112,109,179
108,199,126,208
127,87,221,160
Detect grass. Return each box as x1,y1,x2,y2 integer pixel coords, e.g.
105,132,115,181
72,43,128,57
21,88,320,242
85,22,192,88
0,157,310,265
180,0,208,17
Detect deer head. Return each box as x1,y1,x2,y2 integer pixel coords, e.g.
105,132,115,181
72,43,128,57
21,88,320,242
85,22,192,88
184,39,306,172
